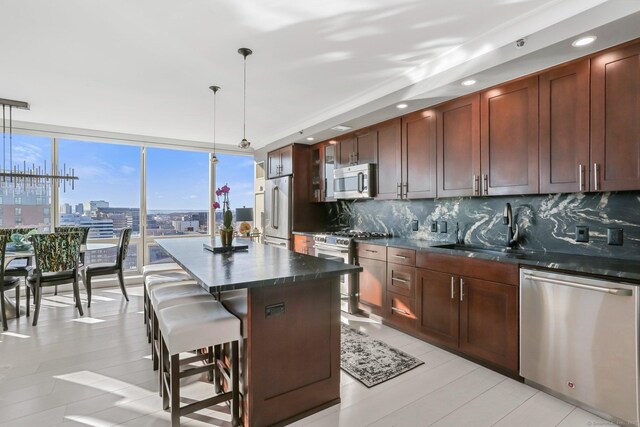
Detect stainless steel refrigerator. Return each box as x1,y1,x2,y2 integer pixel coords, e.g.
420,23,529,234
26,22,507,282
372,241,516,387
264,176,292,249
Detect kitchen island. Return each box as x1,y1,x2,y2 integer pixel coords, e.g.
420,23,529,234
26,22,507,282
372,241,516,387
155,237,361,427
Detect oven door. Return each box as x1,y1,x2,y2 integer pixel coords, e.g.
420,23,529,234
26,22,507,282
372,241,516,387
314,244,353,312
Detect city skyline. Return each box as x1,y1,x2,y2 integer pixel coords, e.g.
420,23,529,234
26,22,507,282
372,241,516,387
9,135,254,212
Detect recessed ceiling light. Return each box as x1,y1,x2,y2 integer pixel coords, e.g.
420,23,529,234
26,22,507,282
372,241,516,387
461,79,477,86
306,137,314,141
572,36,596,47
396,103,408,109
331,125,352,132
329,140,337,145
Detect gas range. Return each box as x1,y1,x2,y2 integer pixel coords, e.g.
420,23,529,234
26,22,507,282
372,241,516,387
311,230,389,314
313,230,391,248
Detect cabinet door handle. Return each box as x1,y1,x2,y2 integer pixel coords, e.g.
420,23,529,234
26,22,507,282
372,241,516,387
473,175,479,196
460,278,464,302
391,306,409,316
450,276,455,300
593,163,600,191
391,277,409,284
353,152,358,164
483,175,488,195
578,164,584,192
324,178,327,198
397,182,402,199
393,254,408,259
364,249,378,253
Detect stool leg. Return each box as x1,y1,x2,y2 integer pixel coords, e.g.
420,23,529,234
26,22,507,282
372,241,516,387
158,332,164,397
207,346,214,382
170,353,180,427
232,340,241,427
152,311,159,371
214,344,222,394
162,337,170,410
143,287,148,324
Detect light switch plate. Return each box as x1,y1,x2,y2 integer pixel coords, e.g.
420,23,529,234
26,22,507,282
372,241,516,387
607,227,623,245
439,221,447,233
575,225,589,243
411,220,419,231
430,221,437,232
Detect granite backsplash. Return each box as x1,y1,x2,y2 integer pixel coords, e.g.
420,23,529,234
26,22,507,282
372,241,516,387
326,192,640,261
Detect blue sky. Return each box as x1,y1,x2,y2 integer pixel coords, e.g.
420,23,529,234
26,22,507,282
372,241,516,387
8,134,254,211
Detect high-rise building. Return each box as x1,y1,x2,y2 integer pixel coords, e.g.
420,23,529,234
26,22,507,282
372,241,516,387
75,203,84,215
61,203,72,214
84,200,109,213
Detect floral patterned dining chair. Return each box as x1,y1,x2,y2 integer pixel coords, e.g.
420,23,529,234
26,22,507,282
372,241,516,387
27,232,84,326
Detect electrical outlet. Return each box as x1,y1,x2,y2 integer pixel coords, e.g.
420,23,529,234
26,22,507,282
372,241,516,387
411,220,419,231
575,225,589,243
607,227,623,245
439,221,447,233
430,221,437,232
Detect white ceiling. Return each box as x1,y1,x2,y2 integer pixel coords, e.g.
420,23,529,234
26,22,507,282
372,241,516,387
2,0,640,152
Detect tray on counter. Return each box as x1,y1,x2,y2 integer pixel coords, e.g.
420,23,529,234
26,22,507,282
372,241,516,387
203,241,249,253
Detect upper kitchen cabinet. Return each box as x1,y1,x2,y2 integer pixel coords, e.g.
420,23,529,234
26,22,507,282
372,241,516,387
336,131,377,168
375,118,402,200
539,60,590,193
267,145,293,178
481,76,539,195
402,110,437,199
309,141,337,202
376,112,436,201
591,41,640,192
437,94,480,197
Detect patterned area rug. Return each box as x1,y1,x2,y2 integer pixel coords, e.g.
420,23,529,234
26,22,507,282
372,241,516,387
341,323,424,388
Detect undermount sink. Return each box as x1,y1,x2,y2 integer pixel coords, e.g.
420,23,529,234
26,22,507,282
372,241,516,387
433,243,527,259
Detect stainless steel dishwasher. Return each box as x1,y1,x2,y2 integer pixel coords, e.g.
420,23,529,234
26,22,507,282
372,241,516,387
520,268,639,425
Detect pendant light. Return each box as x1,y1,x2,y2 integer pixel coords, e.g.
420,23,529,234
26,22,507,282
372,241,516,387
1,97,78,192
238,47,253,149
209,85,221,164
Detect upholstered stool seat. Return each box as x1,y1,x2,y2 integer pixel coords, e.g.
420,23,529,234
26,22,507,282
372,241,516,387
150,283,211,311
158,300,242,426
142,263,183,279
143,271,193,339
220,290,247,338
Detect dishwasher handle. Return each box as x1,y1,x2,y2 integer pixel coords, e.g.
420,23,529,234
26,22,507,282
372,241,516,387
523,273,633,296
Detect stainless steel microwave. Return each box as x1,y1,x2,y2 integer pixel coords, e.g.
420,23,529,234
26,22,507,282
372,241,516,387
333,163,375,199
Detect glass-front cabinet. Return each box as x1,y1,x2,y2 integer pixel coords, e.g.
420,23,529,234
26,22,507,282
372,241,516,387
310,142,337,202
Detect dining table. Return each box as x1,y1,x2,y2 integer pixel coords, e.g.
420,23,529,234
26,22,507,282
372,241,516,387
2,242,118,319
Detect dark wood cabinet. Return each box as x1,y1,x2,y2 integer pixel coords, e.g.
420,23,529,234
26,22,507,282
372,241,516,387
357,256,386,316
416,268,459,348
416,251,519,374
310,145,324,203
337,131,377,168
591,41,640,191
375,119,402,200
481,76,539,195
459,276,518,372
402,110,437,199
387,261,415,297
437,94,481,197
539,60,590,193
268,145,293,178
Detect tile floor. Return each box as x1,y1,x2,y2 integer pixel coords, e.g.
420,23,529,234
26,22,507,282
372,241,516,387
0,286,611,426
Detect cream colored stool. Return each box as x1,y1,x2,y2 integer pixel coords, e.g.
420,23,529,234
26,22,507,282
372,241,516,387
158,300,242,426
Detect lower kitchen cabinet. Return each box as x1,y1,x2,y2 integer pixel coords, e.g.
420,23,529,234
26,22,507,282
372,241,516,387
357,256,386,316
386,291,417,329
416,269,459,348
293,234,314,256
458,276,519,373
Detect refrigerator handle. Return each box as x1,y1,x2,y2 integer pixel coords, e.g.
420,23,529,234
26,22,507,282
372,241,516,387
272,185,279,229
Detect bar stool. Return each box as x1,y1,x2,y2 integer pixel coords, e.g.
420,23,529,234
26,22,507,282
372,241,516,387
144,270,192,331
158,300,241,426
149,284,212,371
142,262,183,279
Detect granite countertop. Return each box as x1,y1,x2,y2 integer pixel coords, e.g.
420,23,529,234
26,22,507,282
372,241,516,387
155,237,362,292
355,237,640,282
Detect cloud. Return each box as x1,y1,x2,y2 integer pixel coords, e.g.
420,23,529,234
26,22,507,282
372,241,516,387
120,165,136,175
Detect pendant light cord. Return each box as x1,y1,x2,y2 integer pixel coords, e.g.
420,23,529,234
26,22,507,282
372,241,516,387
2,105,5,175
243,56,247,140
213,89,217,155
9,106,12,174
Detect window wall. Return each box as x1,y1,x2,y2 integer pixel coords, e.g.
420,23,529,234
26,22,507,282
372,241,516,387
0,132,254,276
0,135,52,230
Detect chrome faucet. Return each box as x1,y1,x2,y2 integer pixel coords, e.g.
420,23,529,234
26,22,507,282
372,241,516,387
503,203,519,248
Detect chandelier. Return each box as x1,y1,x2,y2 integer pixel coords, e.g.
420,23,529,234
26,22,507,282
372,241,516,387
1,97,79,192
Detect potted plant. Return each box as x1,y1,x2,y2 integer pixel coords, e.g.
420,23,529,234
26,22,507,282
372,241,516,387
214,184,234,247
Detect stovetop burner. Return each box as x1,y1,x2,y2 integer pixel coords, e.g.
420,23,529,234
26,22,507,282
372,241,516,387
313,230,391,246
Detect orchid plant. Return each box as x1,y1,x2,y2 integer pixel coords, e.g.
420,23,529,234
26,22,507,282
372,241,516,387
213,184,233,231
